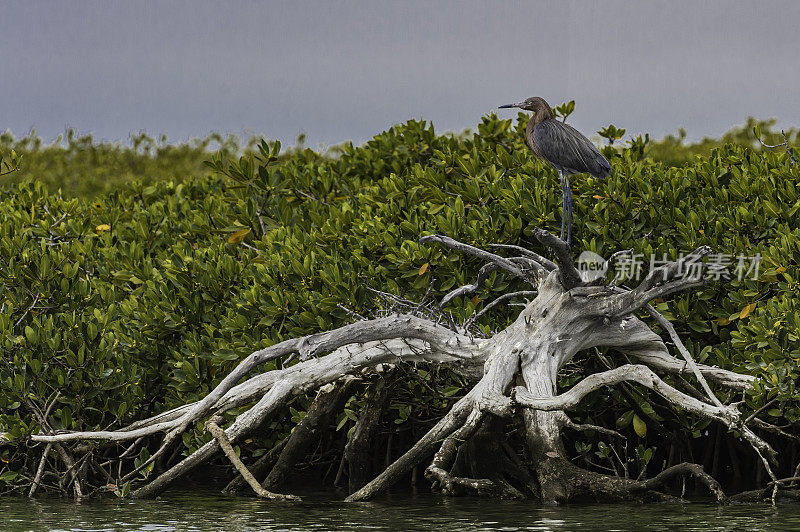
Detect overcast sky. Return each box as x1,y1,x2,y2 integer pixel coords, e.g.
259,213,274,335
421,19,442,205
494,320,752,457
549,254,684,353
2,1,799,148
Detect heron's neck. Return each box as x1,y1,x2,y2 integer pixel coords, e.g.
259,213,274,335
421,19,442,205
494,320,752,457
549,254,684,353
525,118,542,157
525,107,554,157
531,108,553,126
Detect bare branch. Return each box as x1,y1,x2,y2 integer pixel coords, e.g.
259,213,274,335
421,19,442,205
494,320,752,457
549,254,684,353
205,417,299,501
419,234,537,284
32,316,480,444
439,263,500,308
757,130,797,165
466,290,538,326
54,443,83,499
116,337,483,437
488,244,557,271
344,375,393,492
424,409,508,497
557,412,625,440
263,378,359,490
644,304,723,407
531,228,582,289
602,246,713,318
133,381,295,498
28,443,52,498
750,418,800,443
346,391,477,501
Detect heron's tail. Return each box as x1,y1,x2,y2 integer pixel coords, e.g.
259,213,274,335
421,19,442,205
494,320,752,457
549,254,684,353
594,154,611,179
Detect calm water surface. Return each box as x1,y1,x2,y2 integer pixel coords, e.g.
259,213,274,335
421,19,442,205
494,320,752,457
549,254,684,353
2,487,800,532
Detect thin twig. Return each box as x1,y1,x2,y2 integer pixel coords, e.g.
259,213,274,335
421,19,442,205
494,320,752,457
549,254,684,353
745,397,779,425
466,290,538,327
14,294,40,329
757,130,797,165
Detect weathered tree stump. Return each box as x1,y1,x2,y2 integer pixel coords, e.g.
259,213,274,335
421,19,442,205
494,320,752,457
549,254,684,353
29,229,775,503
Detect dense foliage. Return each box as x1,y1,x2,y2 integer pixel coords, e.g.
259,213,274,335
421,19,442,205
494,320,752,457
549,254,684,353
0,113,798,492
3,117,796,198
0,130,247,198
645,117,799,167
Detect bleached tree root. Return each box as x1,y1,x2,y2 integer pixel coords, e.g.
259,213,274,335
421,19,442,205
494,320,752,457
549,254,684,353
223,437,288,493
31,317,480,445
512,364,775,476
532,456,725,504
423,411,526,499
730,485,800,504
133,382,295,498
205,418,299,501
637,463,725,501
424,410,497,496
22,229,786,504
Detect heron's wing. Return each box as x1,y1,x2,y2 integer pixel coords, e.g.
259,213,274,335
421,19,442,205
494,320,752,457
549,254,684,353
533,120,610,179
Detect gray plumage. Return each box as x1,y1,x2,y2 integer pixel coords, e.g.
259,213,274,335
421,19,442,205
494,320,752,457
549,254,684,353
532,120,610,179
499,96,609,243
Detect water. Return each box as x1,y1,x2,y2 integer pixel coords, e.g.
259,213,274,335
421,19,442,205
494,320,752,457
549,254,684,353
2,487,800,532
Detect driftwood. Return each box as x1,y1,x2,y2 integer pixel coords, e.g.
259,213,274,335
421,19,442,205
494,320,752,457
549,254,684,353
26,229,780,504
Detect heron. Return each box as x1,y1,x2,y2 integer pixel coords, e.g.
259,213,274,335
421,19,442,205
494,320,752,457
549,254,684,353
498,96,610,244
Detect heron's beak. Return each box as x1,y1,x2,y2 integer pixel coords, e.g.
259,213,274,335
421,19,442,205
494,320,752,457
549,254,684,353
498,103,518,109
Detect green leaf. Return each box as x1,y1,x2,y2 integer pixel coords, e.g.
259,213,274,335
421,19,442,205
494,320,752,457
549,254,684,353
24,325,37,345
616,410,634,429
0,471,19,483
227,228,251,244
632,414,647,438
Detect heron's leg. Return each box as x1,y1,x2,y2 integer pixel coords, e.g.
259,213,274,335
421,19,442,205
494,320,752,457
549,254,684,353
565,174,573,244
558,171,567,240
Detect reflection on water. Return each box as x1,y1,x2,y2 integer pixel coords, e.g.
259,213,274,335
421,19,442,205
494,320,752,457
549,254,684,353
2,486,800,532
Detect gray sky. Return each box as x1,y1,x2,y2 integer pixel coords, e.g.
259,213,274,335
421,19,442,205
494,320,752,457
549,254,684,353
2,1,799,148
